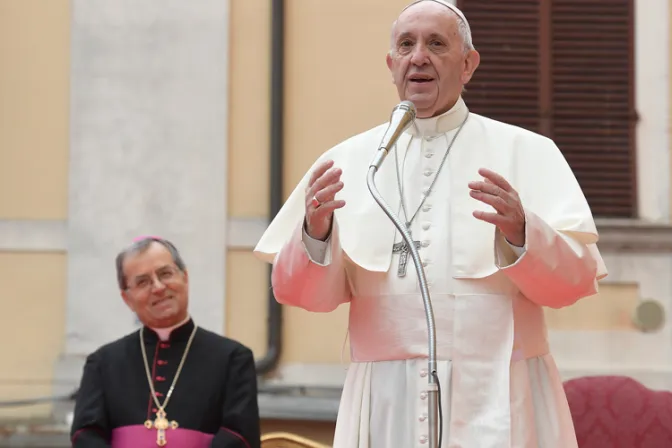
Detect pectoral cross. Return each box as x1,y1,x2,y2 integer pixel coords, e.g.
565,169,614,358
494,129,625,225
392,232,422,277
145,408,178,446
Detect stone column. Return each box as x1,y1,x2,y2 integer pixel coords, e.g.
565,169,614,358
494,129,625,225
55,0,230,404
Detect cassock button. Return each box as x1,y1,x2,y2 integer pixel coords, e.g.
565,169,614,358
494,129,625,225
420,391,427,400
422,223,430,230
422,205,431,212
424,170,433,177
156,376,166,382
420,369,428,377
422,260,428,267
425,152,434,158
422,241,429,247
158,360,167,366
160,343,170,349
421,188,429,195
420,435,428,444
419,413,427,422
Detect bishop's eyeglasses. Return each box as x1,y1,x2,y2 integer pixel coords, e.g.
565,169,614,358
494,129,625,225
128,266,182,291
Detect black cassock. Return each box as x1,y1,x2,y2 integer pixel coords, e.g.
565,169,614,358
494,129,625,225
70,319,261,448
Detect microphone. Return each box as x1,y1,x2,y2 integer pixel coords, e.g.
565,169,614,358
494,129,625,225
365,98,441,448
369,100,417,170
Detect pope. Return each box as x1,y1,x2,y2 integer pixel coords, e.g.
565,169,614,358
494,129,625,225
255,1,607,447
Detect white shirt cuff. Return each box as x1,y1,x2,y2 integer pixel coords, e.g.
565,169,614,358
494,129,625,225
301,225,331,265
507,240,526,257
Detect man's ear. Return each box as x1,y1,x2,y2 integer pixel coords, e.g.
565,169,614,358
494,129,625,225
461,49,481,85
121,290,135,312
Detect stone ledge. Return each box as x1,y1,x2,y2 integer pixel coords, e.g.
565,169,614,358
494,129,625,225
258,391,340,422
0,423,69,447
596,219,672,252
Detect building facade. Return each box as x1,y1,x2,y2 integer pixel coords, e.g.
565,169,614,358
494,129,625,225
0,0,671,444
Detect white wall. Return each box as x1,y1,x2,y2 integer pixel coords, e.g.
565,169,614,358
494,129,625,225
49,0,233,402
635,0,670,223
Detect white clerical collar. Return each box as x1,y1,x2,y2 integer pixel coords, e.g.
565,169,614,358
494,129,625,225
150,314,191,341
407,96,469,137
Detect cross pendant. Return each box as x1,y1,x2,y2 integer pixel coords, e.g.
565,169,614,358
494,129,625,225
144,408,179,446
392,235,422,277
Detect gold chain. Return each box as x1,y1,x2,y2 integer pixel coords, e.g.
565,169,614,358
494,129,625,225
140,324,198,413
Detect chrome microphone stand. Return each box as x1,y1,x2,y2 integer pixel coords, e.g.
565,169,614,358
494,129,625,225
367,143,440,448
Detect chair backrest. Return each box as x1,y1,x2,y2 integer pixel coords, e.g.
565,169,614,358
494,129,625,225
260,431,330,448
563,375,672,447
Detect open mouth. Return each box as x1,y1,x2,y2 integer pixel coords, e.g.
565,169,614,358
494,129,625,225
409,74,435,84
151,296,171,306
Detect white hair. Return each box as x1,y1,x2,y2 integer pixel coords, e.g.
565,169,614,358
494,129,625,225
390,0,475,54
456,17,474,51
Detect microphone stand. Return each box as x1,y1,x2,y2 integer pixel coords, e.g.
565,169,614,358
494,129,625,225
367,155,440,448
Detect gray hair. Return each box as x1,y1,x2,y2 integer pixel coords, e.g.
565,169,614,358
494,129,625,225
115,236,186,290
390,0,475,54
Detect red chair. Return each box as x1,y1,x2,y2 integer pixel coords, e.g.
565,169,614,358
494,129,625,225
563,375,672,447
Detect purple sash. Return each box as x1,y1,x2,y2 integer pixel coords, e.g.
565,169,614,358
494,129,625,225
111,425,214,448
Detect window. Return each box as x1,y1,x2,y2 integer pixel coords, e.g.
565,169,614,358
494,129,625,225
457,0,636,218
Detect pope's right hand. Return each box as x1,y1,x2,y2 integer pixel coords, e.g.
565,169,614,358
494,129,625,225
304,160,346,241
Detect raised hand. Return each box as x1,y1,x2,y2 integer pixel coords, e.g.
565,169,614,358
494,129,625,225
468,167,526,247
304,160,346,241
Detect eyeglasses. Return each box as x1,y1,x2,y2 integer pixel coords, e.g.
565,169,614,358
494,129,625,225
128,266,181,291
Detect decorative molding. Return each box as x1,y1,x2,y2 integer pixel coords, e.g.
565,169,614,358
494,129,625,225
5,218,672,254
226,217,269,250
0,218,671,254
258,392,340,422
0,218,268,252
0,220,67,252
595,219,672,252
263,362,348,389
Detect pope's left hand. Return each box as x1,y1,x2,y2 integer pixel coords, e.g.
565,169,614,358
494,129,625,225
468,168,526,247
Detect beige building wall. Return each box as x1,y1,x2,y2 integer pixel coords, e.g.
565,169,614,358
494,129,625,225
0,0,69,420
225,0,411,369
225,0,272,358
0,0,670,445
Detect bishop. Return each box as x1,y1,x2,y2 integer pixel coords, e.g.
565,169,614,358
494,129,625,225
71,237,261,448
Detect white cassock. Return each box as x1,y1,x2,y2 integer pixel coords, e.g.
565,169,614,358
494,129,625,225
254,97,608,448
